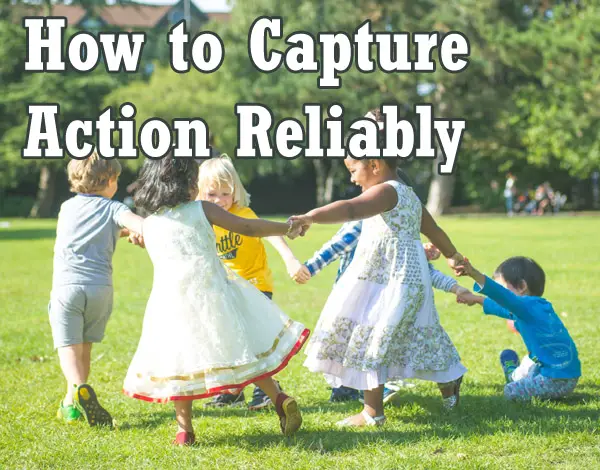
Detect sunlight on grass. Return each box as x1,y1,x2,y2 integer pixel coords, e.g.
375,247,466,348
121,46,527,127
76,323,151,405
1,217,599,469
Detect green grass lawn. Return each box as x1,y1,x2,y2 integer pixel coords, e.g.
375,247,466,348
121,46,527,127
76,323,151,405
1,216,599,469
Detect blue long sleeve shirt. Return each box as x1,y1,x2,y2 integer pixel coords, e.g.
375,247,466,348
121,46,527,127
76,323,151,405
474,276,581,379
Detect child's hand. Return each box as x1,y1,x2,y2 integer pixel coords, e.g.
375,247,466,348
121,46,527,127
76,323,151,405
423,242,441,261
286,219,306,239
456,291,484,306
288,215,312,237
293,265,312,284
284,258,303,279
447,252,466,275
128,232,145,249
120,228,130,238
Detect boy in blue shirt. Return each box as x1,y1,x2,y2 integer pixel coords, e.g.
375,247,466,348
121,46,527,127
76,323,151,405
457,256,581,400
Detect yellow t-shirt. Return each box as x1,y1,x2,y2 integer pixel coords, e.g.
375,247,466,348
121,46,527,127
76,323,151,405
213,204,274,293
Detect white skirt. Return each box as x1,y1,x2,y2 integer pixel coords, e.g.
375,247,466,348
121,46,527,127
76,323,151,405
303,264,466,391
123,263,309,403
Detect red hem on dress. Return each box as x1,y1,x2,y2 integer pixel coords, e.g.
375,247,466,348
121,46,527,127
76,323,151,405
122,328,310,404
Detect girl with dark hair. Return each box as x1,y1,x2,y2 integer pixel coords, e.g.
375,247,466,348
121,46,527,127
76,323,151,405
123,154,309,445
290,109,467,428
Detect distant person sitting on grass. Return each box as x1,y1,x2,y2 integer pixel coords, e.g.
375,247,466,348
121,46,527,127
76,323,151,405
49,153,144,427
456,256,581,401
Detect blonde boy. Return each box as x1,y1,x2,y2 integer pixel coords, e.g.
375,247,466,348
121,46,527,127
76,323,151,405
50,153,143,427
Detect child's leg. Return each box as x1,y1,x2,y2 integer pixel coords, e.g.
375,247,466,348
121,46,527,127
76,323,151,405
174,400,194,433
254,377,302,436
510,355,537,383
82,342,93,382
363,385,384,417
253,377,280,402
57,344,88,405
505,374,578,401
336,385,385,427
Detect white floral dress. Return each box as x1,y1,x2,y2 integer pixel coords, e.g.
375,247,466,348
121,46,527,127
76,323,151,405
123,201,309,403
303,180,466,390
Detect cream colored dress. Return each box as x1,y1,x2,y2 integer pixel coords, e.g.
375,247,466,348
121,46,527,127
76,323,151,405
303,180,466,390
123,201,309,403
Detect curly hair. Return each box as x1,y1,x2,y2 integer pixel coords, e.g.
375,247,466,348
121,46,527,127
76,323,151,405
67,151,121,194
133,154,199,213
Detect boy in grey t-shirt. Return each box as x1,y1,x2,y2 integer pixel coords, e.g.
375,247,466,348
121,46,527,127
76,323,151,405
50,153,144,427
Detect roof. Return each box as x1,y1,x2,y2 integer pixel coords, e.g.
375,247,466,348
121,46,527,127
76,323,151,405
11,2,219,29
13,5,88,26
207,12,231,23
97,5,172,28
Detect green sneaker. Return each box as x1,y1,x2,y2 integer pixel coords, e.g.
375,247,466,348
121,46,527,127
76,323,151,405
57,401,82,424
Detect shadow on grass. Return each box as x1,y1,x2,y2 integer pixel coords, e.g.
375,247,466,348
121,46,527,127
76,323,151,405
0,228,55,241
207,394,600,452
118,391,599,448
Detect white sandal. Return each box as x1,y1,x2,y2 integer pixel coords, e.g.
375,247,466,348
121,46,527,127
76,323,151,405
336,410,386,428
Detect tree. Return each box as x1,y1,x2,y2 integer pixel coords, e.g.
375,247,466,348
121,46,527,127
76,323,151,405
1,1,137,217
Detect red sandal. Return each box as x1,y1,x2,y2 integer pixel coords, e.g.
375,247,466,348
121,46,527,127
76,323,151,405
173,431,196,446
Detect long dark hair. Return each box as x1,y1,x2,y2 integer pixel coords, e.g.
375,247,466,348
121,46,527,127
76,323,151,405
134,154,199,213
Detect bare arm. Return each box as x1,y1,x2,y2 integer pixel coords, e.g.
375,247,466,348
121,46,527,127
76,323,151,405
266,236,299,263
120,211,144,236
266,236,303,277
420,206,457,258
202,201,291,237
305,184,397,224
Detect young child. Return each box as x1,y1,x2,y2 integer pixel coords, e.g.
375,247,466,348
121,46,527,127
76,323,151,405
295,220,467,404
196,155,304,410
290,149,467,426
49,152,144,427
122,154,309,445
456,256,581,401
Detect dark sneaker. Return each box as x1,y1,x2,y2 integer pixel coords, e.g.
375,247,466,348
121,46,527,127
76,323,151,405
248,386,271,410
56,401,82,424
204,392,245,408
75,384,113,428
500,349,520,383
329,386,360,403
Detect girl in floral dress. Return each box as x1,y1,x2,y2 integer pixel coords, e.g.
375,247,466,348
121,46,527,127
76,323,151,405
291,133,467,427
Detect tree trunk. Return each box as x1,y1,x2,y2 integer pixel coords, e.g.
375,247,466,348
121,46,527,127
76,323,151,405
313,159,339,206
426,157,456,216
425,83,455,216
29,165,57,218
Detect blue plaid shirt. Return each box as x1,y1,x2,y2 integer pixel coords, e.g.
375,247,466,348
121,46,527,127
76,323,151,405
304,220,457,291
304,220,362,283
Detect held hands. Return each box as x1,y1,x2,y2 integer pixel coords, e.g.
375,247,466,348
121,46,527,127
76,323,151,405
456,291,484,306
287,215,313,238
292,265,312,284
284,257,304,279
285,219,307,240
447,252,467,276
127,232,146,249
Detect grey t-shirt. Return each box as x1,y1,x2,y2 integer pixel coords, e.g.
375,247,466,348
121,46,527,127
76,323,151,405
53,194,131,287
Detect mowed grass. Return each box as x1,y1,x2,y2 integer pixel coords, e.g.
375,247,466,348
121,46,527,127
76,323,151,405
1,216,600,469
